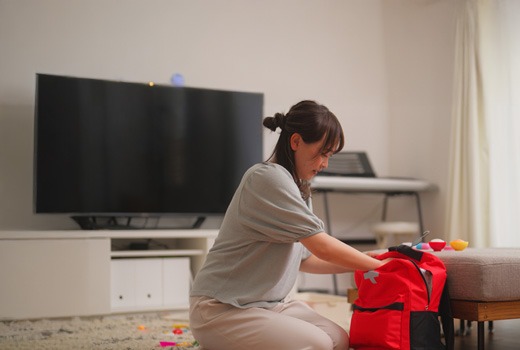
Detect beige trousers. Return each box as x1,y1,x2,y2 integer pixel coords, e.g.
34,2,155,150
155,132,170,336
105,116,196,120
189,296,349,350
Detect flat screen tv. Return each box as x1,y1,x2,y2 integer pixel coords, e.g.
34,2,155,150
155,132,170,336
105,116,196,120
34,73,264,229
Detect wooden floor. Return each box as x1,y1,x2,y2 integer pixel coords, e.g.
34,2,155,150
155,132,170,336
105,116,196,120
453,319,520,350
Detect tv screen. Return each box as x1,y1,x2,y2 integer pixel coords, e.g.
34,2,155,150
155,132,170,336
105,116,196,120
34,74,263,229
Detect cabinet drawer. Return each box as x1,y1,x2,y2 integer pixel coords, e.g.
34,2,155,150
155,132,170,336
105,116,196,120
111,259,137,309
111,257,190,311
163,257,190,308
134,259,163,308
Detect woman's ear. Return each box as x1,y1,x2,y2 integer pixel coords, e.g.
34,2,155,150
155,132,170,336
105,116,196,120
290,133,302,151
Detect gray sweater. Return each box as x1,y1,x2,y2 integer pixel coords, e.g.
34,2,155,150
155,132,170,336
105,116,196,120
190,162,325,308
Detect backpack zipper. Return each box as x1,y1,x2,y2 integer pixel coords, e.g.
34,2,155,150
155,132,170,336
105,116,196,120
410,259,430,310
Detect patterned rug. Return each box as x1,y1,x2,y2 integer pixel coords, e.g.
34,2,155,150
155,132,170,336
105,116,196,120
0,311,199,350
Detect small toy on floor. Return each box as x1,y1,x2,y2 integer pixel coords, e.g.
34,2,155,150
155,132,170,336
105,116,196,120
158,323,199,348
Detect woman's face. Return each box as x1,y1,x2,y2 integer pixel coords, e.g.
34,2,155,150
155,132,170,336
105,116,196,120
290,133,333,181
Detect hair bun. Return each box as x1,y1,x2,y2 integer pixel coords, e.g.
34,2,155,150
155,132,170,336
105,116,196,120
263,112,285,132
274,113,285,130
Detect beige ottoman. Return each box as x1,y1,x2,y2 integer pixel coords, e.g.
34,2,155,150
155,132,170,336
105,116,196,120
433,248,520,350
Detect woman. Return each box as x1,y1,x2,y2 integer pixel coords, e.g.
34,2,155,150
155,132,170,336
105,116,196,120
189,100,386,350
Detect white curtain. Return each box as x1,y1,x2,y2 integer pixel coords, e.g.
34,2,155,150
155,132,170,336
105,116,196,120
446,0,520,247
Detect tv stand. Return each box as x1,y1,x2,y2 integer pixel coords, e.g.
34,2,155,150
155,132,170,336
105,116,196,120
0,229,217,320
192,216,206,228
71,216,131,230
71,215,207,230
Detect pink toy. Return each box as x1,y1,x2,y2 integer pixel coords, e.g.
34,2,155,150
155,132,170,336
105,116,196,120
160,341,176,347
415,242,430,250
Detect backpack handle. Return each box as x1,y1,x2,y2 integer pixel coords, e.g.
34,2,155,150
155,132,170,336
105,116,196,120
382,244,424,261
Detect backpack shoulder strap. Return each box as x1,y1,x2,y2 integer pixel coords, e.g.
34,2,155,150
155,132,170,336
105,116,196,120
439,278,455,350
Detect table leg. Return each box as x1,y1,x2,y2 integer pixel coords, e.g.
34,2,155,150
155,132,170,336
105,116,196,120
382,194,388,221
322,191,339,295
413,192,425,237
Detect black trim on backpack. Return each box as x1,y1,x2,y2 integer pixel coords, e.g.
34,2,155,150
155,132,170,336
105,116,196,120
439,282,454,350
353,302,405,312
410,311,445,349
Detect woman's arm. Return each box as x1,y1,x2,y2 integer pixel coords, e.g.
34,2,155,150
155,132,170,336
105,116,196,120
300,254,356,274
300,232,383,272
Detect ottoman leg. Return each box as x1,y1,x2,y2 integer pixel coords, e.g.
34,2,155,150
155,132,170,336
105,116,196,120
477,321,485,350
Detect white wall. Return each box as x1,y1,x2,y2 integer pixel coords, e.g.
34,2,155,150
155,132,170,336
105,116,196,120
0,0,390,230
0,0,462,245
382,0,464,238
306,0,464,245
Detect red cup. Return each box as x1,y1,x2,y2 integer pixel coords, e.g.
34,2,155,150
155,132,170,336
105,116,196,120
429,240,446,251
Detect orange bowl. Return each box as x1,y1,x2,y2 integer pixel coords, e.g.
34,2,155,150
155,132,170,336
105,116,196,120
429,240,446,251
450,239,469,251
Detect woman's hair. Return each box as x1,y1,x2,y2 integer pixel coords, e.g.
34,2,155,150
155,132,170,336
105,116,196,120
263,100,345,199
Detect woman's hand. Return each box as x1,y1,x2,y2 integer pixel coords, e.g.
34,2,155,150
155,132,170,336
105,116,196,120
364,251,380,258
380,258,394,265
363,252,393,267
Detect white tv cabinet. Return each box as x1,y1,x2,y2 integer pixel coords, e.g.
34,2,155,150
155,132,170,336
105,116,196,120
0,229,217,320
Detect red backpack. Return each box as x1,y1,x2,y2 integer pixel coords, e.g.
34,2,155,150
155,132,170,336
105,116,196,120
349,245,454,350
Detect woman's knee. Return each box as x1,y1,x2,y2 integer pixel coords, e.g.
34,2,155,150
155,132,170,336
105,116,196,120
331,329,349,350
306,330,335,350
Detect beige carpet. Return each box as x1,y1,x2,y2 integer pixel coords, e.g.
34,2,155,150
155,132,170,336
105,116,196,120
0,310,198,350
0,294,351,350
